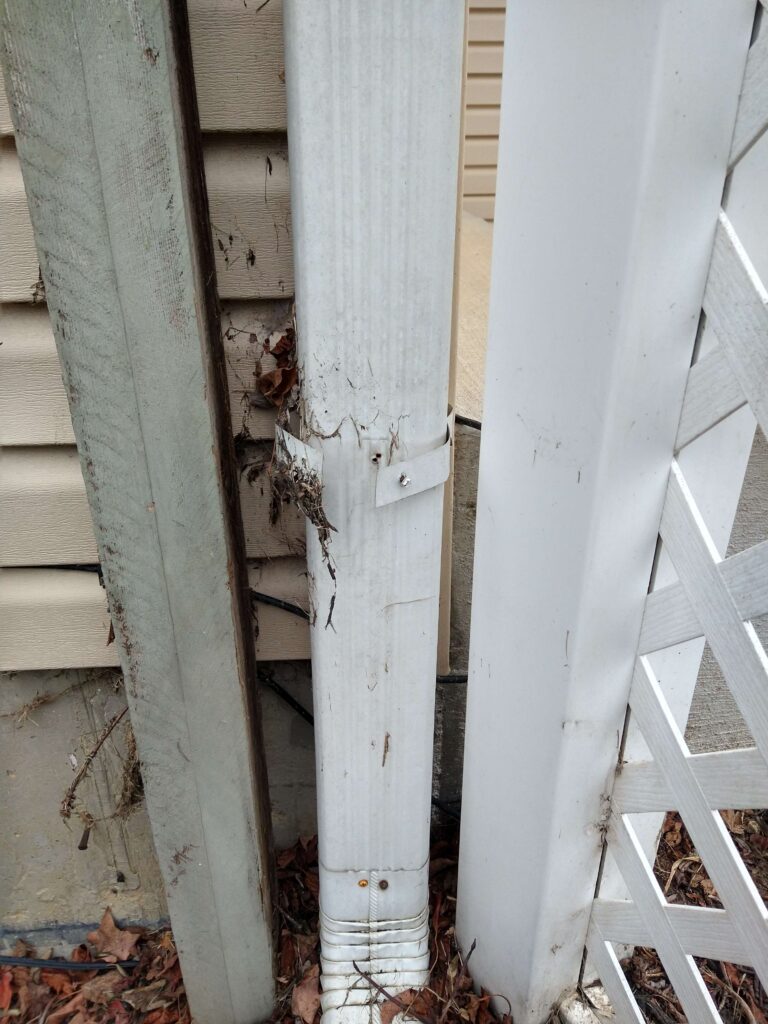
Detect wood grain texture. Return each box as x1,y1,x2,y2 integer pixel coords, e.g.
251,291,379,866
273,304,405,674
188,0,285,133
205,136,293,299
730,11,768,167
630,657,768,988
0,447,97,565
661,463,768,763
704,212,768,437
675,345,746,449
0,141,39,301
0,559,309,669
608,813,721,1022
591,900,747,964
0,3,274,1020
0,305,75,445
249,558,310,660
639,537,768,652
0,138,293,304
614,746,768,812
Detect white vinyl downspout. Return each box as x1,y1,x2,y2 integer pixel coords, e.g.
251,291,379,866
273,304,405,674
282,4,465,1021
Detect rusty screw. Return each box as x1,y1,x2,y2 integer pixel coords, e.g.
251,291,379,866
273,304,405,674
358,879,368,888
379,879,389,890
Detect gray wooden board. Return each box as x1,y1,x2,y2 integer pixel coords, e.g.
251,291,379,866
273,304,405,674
0,3,274,1021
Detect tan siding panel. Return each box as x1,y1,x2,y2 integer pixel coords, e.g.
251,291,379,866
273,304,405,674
0,81,11,135
189,0,286,133
222,299,293,440
462,195,496,220
0,301,288,445
0,144,40,302
464,137,499,167
464,106,501,136
249,559,310,660
465,75,502,107
0,444,304,564
241,473,306,560
205,137,293,299
467,11,505,42
0,448,97,566
0,562,309,671
0,140,293,304
466,44,504,75
0,306,75,445
0,569,119,671
463,167,498,196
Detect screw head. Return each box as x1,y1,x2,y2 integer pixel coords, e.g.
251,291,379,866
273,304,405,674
399,474,410,487
379,879,389,890
358,879,368,888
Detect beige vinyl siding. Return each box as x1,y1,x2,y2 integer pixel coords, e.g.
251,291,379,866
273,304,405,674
0,0,310,670
463,2,505,220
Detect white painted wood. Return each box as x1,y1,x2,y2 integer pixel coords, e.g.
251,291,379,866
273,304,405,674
704,212,768,436
630,657,768,988
609,813,722,1022
456,3,754,1020
591,901,746,964
283,2,464,1018
0,305,75,445
0,3,274,1020
729,5,768,167
585,922,645,1024
675,347,745,450
0,447,97,565
614,746,768,811
661,462,768,761
639,536,768,652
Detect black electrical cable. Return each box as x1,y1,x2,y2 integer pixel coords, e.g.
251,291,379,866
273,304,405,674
259,672,315,727
454,413,482,431
0,955,138,972
250,590,310,620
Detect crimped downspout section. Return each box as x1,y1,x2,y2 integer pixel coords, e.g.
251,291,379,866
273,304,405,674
320,907,430,1018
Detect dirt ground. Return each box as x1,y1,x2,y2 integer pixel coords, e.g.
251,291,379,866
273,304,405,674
3,816,767,1023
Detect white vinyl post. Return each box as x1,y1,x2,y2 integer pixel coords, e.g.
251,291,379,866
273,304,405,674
282,4,465,1022
456,3,755,1022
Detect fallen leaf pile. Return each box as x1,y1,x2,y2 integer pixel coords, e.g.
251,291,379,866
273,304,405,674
622,809,768,1022
0,909,189,1024
270,827,513,1024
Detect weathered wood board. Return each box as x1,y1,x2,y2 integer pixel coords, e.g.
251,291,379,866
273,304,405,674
0,138,293,305
0,2,275,1020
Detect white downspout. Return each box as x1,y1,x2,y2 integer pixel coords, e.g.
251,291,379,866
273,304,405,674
281,3,465,1021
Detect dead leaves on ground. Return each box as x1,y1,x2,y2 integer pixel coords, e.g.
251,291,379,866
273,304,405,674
622,810,768,1023
270,827,510,1024
1,913,188,1024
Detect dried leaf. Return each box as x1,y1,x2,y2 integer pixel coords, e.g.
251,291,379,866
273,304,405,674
291,963,320,1024
87,907,142,961
0,971,11,1012
79,970,126,1006
122,979,171,1012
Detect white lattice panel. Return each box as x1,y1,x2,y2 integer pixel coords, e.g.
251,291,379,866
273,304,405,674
588,8,768,1017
